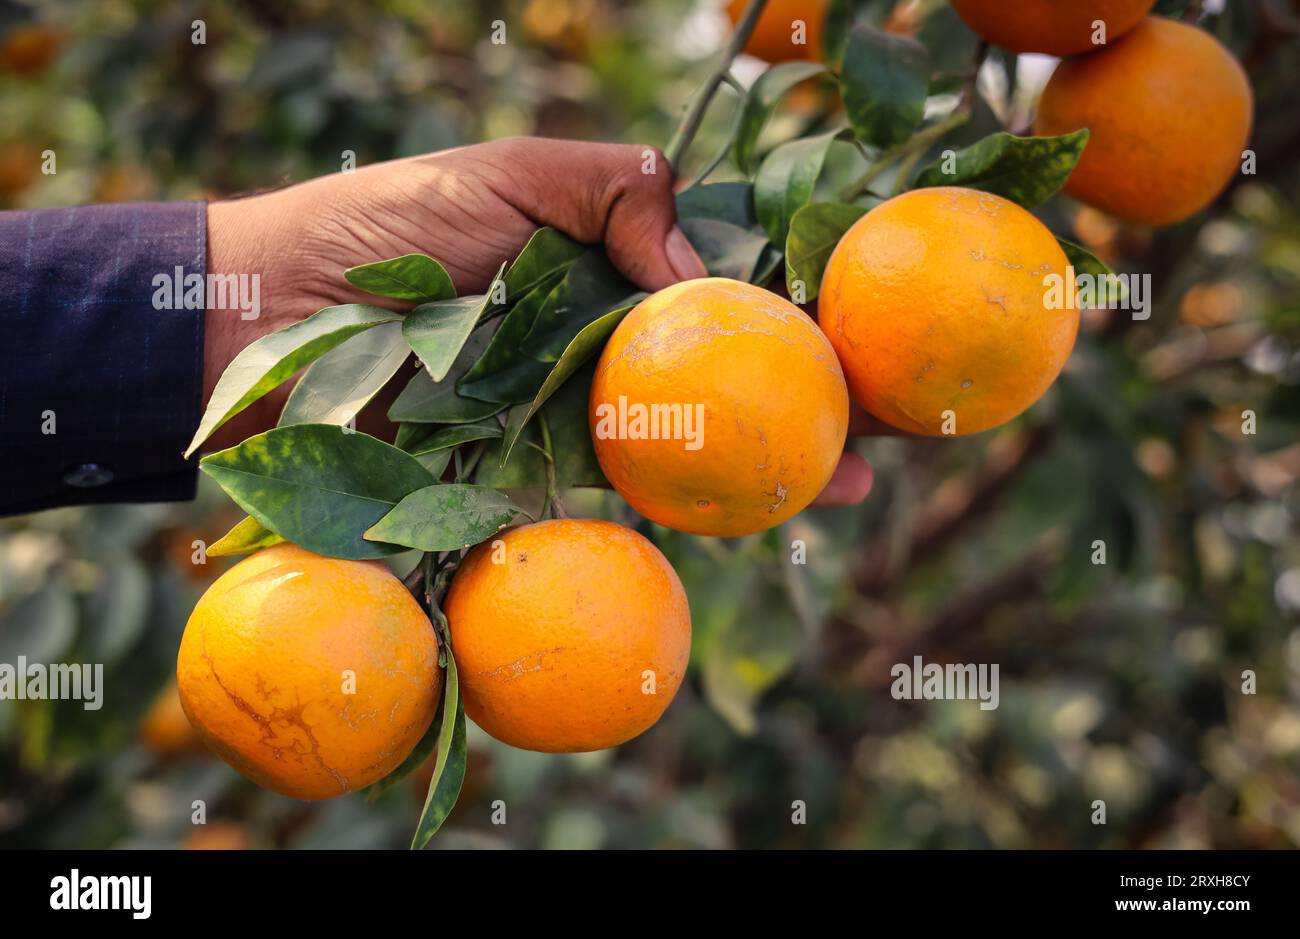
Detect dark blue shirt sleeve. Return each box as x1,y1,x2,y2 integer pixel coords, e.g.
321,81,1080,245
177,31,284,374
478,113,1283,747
0,201,206,516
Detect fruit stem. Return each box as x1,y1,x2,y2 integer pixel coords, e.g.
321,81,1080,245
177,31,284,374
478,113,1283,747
537,410,566,520
402,562,426,596
891,108,970,194
665,0,771,175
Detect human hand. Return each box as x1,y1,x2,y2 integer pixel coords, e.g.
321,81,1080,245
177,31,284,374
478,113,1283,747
204,136,872,505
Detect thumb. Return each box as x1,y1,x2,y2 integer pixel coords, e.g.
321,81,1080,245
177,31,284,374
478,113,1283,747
488,138,708,291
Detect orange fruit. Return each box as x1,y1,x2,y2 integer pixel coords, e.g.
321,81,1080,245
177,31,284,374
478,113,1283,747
950,0,1155,56
1034,17,1253,226
727,0,827,62
140,681,206,757
589,277,848,536
0,24,64,75
445,519,690,753
819,187,1077,436
181,822,252,850
176,543,440,800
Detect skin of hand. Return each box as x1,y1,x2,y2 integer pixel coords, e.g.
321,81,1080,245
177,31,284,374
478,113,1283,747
204,136,873,506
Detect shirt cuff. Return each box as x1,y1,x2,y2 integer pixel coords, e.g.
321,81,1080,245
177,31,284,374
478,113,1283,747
0,201,206,516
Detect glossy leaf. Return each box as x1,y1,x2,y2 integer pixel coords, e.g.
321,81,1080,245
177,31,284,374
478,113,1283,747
411,613,467,850
457,282,557,404
840,22,929,150
207,515,284,556
543,362,607,488
823,0,892,66
754,130,844,247
403,263,505,381
680,217,771,282
414,449,454,479
503,227,584,300
364,483,518,551
343,254,456,302
913,130,1091,208
500,304,633,467
411,420,503,457
1058,237,1127,304
279,321,410,427
784,201,869,300
184,304,400,458
676,181,761,228
388,325,505,425
199,424,435,560
522,251,643,362
733,61,827,173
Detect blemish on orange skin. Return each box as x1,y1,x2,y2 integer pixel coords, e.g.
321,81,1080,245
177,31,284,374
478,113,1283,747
177,543,439,800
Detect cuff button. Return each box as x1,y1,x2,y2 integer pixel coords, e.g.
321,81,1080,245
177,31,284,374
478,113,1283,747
64,463,114,488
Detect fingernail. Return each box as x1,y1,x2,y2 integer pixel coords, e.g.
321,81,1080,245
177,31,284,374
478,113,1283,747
665,226,709,282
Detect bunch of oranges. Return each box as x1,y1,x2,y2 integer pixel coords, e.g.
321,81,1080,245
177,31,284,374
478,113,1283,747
175,3,1254,802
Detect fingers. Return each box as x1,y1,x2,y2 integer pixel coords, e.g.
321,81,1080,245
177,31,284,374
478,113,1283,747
481,138,707,291
811,452,875,507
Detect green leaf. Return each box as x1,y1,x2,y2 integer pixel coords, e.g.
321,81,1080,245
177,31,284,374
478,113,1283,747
503,227,585,299
457,282,558,404
86,558,150,664
754,130,844,247
411,419,503,455
389,325,505,425
184,304,401,458
677,182,782,284
343,254,456,302
784,200,869,300
414,449,454,478
199,424,435,560
823,0,893,67
913,130,1090,208
701,575,802,736
543,362,607,488
279,321,410,427
412,614,467,850
840,22,930,150
207,515,284,556
676,181,761,228
733,61,828,173
680,217,772,282
917,4,980,93
1058,237,1127,305
500,304,633,468
521,251,643,362
364,483,518,551
394,421,437,452
403,263,505,381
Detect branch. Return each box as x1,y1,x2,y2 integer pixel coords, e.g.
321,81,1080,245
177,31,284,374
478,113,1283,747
665,0,771,174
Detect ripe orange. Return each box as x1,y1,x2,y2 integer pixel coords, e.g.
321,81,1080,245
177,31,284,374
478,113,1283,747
181,822,253,850
820,187,1077,436
589,277,848,537
1034,17,1252,226
177,543,440,800
140,681,206,757
0,24,64,75
950,0,1155,56
444,519,690,753
727,0,827,62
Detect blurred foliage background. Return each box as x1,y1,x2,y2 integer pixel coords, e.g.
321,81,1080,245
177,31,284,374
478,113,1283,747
2,0,1299,849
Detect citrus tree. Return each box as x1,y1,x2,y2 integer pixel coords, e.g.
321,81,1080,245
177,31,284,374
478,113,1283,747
177,0,1257,847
